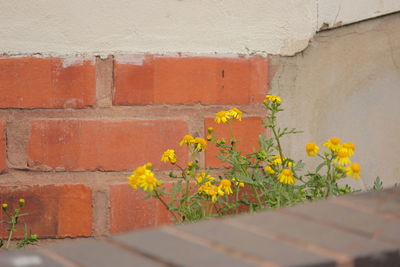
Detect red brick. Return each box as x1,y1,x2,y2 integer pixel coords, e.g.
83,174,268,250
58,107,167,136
27,120,188,171
0,121,6,172
113,55,268,105
0,184,92,238
0,57,96,108
109,184,173,234
204,117,265,168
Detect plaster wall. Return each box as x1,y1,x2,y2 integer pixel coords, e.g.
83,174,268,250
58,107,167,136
317,0,400,29
1,0,399,56
270,12,400,189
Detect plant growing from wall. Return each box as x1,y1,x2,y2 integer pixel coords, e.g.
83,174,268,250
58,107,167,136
128,95,363,222
0,199,38,249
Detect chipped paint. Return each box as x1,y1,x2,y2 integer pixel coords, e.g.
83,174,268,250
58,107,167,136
114,55,146,65
62,57,94,68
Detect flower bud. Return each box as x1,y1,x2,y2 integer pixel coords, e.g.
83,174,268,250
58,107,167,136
216,138,226,145
1,203,8,211
18,198,25,207
207,127,214,134
30,234,38,240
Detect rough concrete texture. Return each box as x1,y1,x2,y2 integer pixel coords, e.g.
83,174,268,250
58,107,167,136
0,0,316,56
270,12,400,189
317,0,400,30
1,1,399,56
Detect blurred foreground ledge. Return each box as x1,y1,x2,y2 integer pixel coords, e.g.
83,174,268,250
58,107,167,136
1,187,399,267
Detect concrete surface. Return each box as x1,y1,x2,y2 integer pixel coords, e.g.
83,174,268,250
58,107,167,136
1,187,399,266
1,0,399,56
270,12,400,189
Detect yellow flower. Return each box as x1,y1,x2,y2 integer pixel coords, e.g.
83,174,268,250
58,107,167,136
128,174,140,189
187,161,193,167
323,137,341,152
198,184,208,194
215,111,231,124
287,161,295,168
194,137,207,152
206,135,212,141
269,155,283,166
334,148,351,166
264,95,282,104
204,185,224,203
232,178,244,187
219,179,233,195
18,198,25,207
305,142,319,156
278,169,296,185
342,142,355,157
269,156,294,168
179,135,194,146
264,166,275,175
1,203,8,211
128,164,152,190
196,172,215,186
346,163,361,180
139,170,162,191
161,149,177,164
228,108,242,121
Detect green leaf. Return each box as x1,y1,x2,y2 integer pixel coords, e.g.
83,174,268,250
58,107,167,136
373,176,383,191
140,194,153,200
236,174,257,185
315,162,326,173
293,160,304,171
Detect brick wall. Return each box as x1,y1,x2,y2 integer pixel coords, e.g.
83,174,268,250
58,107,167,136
0,55,269,238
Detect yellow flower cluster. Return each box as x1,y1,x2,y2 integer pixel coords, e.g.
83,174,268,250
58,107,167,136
178,135,208,152
265,156,297,184
317,137,360,179
198,185,224,203
215,108,243,124
197,175,235,202
264,95,282,104
196,172,215,185
161,149,177,164
128,163,163,191
268,155,294,168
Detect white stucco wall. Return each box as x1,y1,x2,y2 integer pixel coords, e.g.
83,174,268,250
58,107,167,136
317,0,400,29
0,0,399,56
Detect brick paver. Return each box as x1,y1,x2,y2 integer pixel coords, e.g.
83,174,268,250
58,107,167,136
1,187,399,266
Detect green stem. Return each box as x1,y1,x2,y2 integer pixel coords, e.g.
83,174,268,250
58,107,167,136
271,125,285,167
6,211,18,249
154,190,181,223
235,189,240,214
213,203,222,216
251,185,263,209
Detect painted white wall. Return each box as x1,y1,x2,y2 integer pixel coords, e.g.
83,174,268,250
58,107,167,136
317,0,400,30
0,0,399,56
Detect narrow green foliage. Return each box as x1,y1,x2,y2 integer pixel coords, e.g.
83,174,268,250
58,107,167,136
128,95,376,224
0,199,38,250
